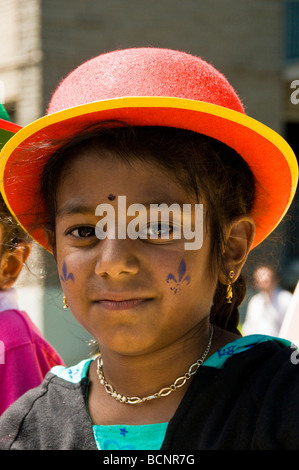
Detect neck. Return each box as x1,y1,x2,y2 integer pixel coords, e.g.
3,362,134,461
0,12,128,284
87,324,239,425
96,321,212,401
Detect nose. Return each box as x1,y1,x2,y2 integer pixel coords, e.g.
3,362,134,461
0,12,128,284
94,238,140,278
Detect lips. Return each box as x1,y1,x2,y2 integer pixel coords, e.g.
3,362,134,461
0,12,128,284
94,293,152,311
97,298,149,310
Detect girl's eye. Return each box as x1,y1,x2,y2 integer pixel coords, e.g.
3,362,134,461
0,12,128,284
146,222,172,237
68,226,96,239
136,222,181,240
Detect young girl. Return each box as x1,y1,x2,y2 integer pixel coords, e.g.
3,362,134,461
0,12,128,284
0,48,298,450
0,105,64,415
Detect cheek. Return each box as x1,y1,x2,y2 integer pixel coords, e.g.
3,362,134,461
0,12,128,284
152,251,206,296
57,253,88,304
59,259,75,284
160,251,216,309
58,258,78,309
56,240,92,281
165,258,191,295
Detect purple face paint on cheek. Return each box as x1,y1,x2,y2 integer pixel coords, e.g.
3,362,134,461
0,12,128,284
166,259,191,294
60,260,75,282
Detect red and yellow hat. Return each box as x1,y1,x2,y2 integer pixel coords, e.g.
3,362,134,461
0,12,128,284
0,48,297,251
0,104,22,150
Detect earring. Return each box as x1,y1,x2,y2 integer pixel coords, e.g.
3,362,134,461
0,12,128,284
226,270,234,304
63,295,68,309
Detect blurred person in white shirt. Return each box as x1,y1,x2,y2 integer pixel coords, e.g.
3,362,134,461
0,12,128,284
242,266,292,337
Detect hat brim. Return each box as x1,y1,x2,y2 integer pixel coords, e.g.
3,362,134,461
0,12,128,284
0,118,22,149
0,96,297,252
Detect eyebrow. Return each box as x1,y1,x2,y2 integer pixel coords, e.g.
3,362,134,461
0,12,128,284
141,198,189,208
56,203,95,219
56,198,192,219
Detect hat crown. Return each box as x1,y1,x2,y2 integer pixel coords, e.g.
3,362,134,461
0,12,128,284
48,48,244,115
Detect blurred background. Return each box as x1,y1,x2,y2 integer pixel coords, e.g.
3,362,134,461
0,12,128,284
0,0,298,365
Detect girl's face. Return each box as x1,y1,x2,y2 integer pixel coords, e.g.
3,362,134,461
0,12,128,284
54,149,217,356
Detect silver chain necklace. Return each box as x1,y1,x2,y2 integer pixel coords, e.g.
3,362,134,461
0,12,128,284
96,325,213,405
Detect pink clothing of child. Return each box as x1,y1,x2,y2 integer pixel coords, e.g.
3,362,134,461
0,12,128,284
0,289,64,414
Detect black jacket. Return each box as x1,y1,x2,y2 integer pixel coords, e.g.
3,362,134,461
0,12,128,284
0,341,298,450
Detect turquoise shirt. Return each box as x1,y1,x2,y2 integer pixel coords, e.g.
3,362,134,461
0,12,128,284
51,334,291,450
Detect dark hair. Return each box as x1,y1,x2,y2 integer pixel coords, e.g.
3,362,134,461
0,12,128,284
40,124,256,334
0,194,31,253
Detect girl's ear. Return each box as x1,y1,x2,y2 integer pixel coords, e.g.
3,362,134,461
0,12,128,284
220,215,255,283
0,242,32,290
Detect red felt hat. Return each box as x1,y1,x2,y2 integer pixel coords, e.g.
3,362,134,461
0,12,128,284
0,47,297,252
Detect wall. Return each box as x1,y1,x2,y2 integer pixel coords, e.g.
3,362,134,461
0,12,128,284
41,0,283,131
